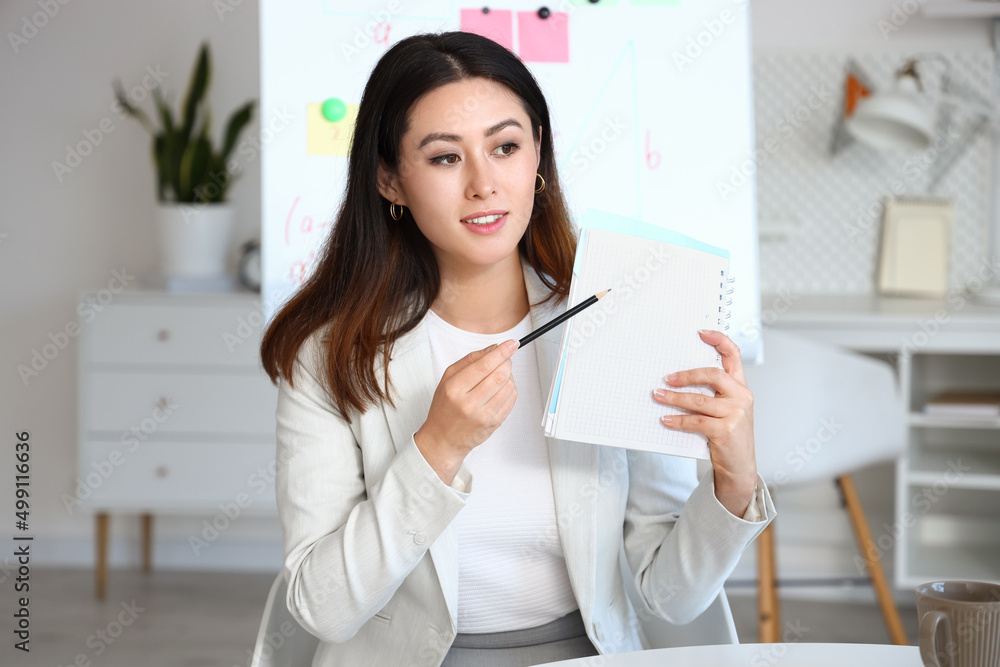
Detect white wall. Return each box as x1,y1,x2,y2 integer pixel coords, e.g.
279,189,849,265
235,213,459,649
0,0,993,597
0,0,273,573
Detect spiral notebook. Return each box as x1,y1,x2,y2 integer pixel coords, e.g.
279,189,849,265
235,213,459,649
541,209,733,460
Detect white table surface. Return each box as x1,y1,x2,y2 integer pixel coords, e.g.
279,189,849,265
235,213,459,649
536,642,922,666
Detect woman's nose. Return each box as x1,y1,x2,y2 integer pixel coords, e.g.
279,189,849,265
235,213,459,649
464,153,496,199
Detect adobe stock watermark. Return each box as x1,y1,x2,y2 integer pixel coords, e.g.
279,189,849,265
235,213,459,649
0,556,18,586
62,399,179,514
922,587,1000,667
213,0,250,21
516,449,631,562
563,246,672,355
56,599,145,667
672,0,748,74
177,107,292,221
18,267,135,386
51,66,169,183
855,457,970,574
843,124,962,242
898,254,1000,356
740,289,800,340
750,619,810,666
339,0,402,62
877,0,928,40
222,297,279,353
768,416,843,487
234,620,298,667
188,445,292,555
717,85,832,202
7,0,72,54
560,116,629,187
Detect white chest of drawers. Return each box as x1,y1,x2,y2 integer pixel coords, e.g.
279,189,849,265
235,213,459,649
76,289,278,598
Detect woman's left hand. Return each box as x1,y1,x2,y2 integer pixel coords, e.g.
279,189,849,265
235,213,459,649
651,329,758,518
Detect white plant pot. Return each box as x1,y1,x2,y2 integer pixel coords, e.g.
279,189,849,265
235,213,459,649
154,203,236,278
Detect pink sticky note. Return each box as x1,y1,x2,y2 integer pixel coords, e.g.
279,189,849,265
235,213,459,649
460,8,514,52
517,11,569,63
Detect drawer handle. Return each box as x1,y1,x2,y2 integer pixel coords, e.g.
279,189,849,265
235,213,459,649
155,396,172,411
156,329,171,342
155,465,168,478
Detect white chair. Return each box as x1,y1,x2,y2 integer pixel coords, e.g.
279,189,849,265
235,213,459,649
743,328,908,645
620,544,739,648
249,572,318,667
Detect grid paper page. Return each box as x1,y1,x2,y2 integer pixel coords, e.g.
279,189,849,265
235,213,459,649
547,228,729,459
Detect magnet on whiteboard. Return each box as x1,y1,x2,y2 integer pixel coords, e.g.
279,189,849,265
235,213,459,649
538,7,550,19
321,98,347,123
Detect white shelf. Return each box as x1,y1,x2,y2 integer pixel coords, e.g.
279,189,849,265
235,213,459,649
903,543,1000,588
910,412,1000,429
898,351,1000,588
770,297,1000,591
923,1,1000,17
908,447,1000,490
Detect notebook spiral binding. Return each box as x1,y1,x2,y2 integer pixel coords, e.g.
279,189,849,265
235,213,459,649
718,272,734,331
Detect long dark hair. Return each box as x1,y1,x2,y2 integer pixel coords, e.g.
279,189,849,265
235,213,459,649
260,31,578,424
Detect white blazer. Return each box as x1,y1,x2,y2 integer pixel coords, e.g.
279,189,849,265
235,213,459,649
274,256,776,667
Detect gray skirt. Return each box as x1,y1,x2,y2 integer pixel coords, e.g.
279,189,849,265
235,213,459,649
440,608,600,667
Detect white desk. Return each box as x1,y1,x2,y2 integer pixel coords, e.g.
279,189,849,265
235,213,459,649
758,292,1000,353
536,642,921,666
761,292,1000,588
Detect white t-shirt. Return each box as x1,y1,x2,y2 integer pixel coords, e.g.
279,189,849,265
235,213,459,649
424,307,580,634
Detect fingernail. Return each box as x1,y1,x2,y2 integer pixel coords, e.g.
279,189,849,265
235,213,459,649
661,416,673,425
699,329,713,335
506,339,519,353
666,373,678,383
653,389,666,399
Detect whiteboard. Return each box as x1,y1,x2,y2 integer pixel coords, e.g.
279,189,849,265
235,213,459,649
260,0,762,364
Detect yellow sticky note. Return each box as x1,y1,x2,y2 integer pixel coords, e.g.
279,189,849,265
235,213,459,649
306,102,359,156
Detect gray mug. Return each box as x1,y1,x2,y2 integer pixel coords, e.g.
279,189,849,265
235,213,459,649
917,580,1000,667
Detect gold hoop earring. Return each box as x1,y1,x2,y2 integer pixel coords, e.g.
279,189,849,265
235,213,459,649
534,173,546,194
389,202,403,221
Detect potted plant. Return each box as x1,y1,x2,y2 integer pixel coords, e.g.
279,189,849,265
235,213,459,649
113,42,255,279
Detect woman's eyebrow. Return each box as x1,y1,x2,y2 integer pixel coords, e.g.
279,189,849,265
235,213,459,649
418,118,523,149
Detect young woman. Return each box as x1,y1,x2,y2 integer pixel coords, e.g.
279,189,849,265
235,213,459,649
260,30,774,667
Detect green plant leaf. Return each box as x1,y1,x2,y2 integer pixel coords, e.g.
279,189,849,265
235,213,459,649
152,87,178,202
153,134,166,201
221,100,254,162
152,87,174,138
179,42,210,149
208,153,228,203
112,78,156,134
179,132,212,202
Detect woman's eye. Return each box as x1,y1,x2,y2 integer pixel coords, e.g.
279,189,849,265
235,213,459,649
429,142,520,165
495,141,520,156
430,153,459,165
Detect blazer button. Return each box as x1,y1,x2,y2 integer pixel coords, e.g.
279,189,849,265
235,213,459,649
413,532,427,545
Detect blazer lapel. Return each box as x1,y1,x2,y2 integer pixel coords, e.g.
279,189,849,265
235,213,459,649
524,260,599,626
379,257,599,632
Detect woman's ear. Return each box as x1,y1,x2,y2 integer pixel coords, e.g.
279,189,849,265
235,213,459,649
376,160,405,205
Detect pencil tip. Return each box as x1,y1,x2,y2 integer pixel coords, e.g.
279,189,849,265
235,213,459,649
596,289,611,299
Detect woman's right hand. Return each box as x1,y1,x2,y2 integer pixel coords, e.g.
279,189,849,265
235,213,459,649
414,339,520,482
